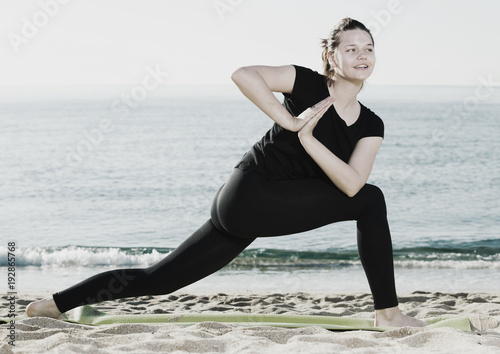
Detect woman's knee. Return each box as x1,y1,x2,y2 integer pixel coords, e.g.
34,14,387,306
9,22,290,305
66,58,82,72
362,184,385,199
358,184,387,210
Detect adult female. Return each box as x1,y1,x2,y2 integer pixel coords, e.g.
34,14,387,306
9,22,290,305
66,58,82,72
27,18,425,327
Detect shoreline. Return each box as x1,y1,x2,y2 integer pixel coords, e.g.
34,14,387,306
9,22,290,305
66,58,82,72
12,264,500,297
2,291,499,353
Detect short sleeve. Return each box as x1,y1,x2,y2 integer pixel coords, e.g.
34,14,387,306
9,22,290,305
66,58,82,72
361,113,384,139
282,65,327,117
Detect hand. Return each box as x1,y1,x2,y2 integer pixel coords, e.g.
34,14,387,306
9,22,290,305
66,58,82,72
297,96,335,138
287,96,334,132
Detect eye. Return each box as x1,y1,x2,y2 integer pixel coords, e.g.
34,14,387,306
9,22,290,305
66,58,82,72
347,48,355,52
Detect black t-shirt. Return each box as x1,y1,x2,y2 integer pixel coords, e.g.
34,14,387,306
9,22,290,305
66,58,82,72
235,65,384,180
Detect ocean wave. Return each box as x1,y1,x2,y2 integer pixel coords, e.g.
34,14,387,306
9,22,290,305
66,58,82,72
0,246,167,267
1,240,499,270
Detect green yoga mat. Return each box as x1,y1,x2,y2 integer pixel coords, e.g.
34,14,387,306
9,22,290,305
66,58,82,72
1,305,471,332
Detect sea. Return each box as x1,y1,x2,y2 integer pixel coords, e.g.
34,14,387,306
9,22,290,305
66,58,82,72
1,83,499,296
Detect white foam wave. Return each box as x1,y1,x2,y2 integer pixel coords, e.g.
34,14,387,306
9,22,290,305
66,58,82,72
394,259,500,269
0,246,168,267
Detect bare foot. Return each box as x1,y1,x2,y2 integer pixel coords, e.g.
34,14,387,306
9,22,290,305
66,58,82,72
375,306,427,328
26,297,63,320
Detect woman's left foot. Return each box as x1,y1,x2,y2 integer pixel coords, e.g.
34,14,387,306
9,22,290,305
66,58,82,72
26,297,63,320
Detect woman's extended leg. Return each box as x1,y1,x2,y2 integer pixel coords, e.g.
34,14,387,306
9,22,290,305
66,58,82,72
28,219,254,316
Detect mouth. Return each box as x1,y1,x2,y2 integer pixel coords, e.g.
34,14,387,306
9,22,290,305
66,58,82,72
354,64,369,70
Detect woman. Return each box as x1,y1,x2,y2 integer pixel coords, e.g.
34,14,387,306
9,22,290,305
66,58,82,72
27,18,425,327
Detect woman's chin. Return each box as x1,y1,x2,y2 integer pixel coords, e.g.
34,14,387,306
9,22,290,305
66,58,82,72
345,76,370,86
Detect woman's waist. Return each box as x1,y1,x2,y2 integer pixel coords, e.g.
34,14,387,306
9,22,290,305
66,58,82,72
234,148,328,181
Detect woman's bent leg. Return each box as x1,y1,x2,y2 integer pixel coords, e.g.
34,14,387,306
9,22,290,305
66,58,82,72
213,170,398,310
52,220,254,313
355,185,398,310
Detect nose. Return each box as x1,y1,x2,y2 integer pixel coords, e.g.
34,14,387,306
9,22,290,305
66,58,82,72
357,51,367,60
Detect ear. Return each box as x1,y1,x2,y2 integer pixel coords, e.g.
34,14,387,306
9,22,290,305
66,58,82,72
327,52,337,69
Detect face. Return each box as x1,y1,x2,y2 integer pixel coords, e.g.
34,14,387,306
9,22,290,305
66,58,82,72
328,29,375,83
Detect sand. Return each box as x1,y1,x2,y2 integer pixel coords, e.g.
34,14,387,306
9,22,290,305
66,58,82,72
1,291,500,353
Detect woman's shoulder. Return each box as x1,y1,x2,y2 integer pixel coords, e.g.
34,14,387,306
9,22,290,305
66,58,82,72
360,103,382,120
291,65,327,82
359,103,384,137
285,65,328,102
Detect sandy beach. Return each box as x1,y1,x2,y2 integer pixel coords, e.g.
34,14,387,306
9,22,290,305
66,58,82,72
1,291,499,353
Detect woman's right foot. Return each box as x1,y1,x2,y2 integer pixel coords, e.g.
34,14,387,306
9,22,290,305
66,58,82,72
26,297,63,320
375,306,427,328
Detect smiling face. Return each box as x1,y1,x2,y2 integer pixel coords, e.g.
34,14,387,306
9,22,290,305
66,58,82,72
328,29,375,84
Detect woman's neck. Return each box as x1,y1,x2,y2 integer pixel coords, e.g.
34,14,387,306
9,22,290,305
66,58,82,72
328,77,362,110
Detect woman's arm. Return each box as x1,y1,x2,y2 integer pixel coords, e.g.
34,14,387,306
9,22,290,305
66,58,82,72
299,134,382,197
231,65,319,132
296,104,383,197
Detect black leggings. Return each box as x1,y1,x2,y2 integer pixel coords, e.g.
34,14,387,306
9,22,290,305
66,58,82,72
53,169,398,312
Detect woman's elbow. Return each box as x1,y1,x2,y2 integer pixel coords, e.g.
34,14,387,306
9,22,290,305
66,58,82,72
345,189,359,198
231,66,250,83
344,182,365,198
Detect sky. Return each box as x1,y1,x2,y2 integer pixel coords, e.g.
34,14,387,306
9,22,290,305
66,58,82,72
1,0,499,89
